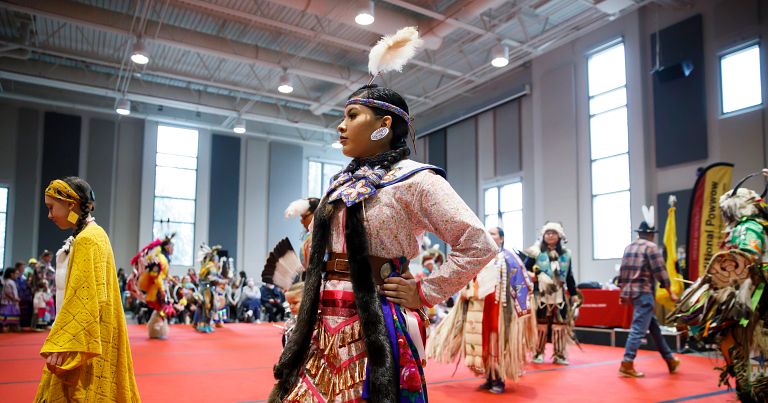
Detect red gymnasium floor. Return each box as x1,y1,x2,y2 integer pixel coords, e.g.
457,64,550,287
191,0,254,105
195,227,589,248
1,323,734,402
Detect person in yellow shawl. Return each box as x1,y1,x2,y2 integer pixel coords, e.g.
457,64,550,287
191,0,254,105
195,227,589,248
36,176,140,402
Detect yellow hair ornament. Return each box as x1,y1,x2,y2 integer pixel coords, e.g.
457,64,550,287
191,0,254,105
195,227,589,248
45,179,81,204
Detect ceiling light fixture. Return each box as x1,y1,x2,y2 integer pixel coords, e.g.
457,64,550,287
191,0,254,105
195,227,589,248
233,117,246,134
115,98,131,116
331,140,343,149
491,44,509,68
355,0,375,26
278,73,294,94
130,38,149,65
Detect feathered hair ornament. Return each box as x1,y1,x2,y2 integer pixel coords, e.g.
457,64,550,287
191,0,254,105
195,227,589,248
635,205,658,233
284,199,311,219
367,26,423,85
641,205,655,229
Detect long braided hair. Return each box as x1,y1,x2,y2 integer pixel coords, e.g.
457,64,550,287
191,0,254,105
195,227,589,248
270,86,412,402
61,176,96,237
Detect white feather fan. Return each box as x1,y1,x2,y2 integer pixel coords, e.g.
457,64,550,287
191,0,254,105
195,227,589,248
262,238,304,290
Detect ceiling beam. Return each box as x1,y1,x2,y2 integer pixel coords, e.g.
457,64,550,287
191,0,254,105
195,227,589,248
382,0,536,51
0,0,433,113
172,0,468,79
0,0,367,86
0,92,330,147
0,39,344,113
0,59,336,133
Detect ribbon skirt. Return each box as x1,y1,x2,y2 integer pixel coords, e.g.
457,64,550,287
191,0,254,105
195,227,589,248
285,281,427,403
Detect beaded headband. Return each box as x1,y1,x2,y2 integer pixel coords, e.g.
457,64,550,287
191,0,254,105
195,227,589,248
345,98,412,124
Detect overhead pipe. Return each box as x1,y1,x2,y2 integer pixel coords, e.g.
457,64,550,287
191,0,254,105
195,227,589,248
261,0,425,43
0,48,31,60
267,0,514,51
0,91,330,147
417,0,517,50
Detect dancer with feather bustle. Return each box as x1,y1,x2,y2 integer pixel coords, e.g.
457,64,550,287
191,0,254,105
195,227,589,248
270,27,497,403
668,171,768,402
129,230,175,339
193,243,224,333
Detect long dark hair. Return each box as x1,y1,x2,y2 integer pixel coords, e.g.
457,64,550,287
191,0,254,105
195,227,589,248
307,197,320,214
348,84,410,149
61,176,95,237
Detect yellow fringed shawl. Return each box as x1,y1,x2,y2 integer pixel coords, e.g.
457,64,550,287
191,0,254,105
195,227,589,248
35,224,141,402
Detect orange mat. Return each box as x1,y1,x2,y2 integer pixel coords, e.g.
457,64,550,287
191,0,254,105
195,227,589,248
0,323,734,402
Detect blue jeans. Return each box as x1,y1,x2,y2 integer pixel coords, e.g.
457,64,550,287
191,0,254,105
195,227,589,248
623,292,673,362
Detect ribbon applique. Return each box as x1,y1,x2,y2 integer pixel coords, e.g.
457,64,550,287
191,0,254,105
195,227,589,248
340,179,377,206
327,165,388,206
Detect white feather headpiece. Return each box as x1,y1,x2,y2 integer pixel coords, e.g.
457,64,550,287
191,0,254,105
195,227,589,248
540,221,566,240
641,205,655,228
284,199,311,219
367,26,423,83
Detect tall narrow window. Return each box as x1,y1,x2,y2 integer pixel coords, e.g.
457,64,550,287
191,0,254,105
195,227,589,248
484,181,523,250
0,186,7,266
720,43,763,114
587,41,632,259
153,125,199,266
308,160,344,198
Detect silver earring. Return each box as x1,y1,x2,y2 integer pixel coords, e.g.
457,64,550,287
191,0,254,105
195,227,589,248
370,127,388,141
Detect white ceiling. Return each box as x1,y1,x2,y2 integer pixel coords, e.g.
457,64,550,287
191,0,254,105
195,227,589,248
0,0,689,145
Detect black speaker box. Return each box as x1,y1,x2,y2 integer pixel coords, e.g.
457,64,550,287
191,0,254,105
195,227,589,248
652,60,694,82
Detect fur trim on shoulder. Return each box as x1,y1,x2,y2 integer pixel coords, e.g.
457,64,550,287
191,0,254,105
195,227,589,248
270,199,332,400
523,244,541,258
345,202,398,402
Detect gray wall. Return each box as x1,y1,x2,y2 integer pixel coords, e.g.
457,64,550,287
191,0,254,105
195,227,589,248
111,119,143,271
446,118,478,212
267,142,304,256
209,134,241,260
0,102,144,269
86,119,116,234
6,107,42,267
242,138,269,279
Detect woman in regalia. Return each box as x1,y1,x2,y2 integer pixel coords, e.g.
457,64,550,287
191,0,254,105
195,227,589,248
270,27,496,403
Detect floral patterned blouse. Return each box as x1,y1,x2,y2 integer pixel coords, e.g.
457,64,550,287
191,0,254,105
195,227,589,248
327,162,496,307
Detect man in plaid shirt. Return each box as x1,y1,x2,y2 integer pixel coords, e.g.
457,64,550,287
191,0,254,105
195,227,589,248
617,219,680,378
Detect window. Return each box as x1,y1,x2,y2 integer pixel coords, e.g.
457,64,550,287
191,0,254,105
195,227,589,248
587,41,632,259
153,125,199,267
484,182,523,250
0,187,7,266
720,43,763,114
308,160,344,198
